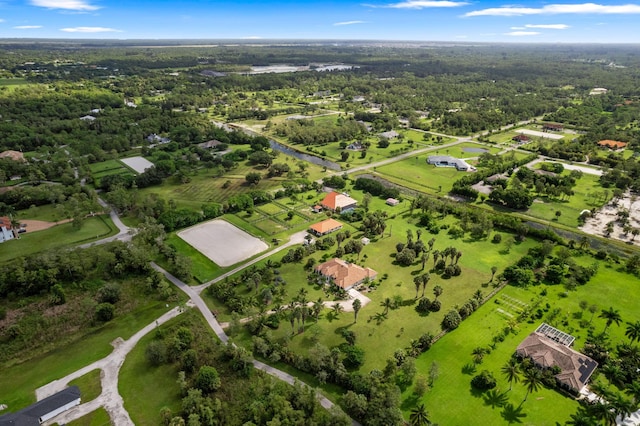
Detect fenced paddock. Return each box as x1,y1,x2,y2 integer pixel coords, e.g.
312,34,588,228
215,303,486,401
177,219,268,267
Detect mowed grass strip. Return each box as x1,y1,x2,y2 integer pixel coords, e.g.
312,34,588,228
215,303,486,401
0,216,116,263
68,369,102,402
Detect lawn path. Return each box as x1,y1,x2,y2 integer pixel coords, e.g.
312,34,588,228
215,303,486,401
38,306,185,426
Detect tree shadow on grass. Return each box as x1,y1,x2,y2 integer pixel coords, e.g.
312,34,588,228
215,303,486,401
501,403,527,424
400,394,420,411
462,362,477,375
483,389,509,409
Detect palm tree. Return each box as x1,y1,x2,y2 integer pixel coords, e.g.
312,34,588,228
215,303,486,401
331,303,344,318
585,402,616,426
414,276,422,299
312,298,323,322
521,368,543,402
501,358,521,391
409,403,431,426
625,381,640,404
352,298,362,323
381,297,393,315
625,320,640,343
612,393,636,423
471,347,487,364
433,285,443,300
490,266,498,282
566,407,598,426
418,273,429,298
599,307,622,333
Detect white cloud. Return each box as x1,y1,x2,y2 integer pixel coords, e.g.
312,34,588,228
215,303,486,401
525,24,570,29
241,36,262,39
466,3,640,17
30,0,100,11
14,25,43,29
60,26,121,32
334,20,367,26
368,1,469,9
510,26,526,29
505,31,540,36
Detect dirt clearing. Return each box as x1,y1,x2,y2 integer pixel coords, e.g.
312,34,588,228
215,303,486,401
177,219,268,267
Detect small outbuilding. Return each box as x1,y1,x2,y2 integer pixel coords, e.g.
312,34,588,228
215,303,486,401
512,134,531,143
0,386,81,425
386,198,400,206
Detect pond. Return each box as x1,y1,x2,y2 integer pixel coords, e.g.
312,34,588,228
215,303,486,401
269,140,341,170
462,147,489,153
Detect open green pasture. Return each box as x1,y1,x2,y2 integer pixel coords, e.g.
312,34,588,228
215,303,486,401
137,158,323,210
119,317,184,426
525,169,606,227
375,154,466,195
404,249,638,425
0,297,178,412
0,215,116,263
89,159,135,187
227,211,537,374
17,203,60,222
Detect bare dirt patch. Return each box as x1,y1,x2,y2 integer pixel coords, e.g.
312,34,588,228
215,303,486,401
579,191,640,247
19,219,69,232
177,219,268,267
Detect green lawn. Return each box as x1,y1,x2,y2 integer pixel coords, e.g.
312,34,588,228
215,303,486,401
401,248,640,425
227,210,537,372
525,172,606,228
66,407,111,426
0,300,178,411
0,215,116,263
119,317,183,426
68,369,102,402
165,233,221,284
376,154,466,195
17,204,61,222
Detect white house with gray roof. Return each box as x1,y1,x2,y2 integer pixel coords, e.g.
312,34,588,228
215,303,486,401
427,155,474,171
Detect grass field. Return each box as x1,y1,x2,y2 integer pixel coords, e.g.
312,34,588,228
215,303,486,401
0,215,116,263
403,250,640,425
68,369,102,403
136,159,324,210
227,209,537,373
525,171,606,228
119,318,182,426
376,154,467,195
67,407,111,426
89,159,135,187
17,204,61,222
0,299,179,411
165,233,221,284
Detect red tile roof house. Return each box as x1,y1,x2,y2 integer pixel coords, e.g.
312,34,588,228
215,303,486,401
315,258,377,290
320,192,358,213
308,218,343,236
512,134,531,143
598,140,628,150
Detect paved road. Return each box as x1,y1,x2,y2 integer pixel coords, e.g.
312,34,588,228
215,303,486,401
40,306,185,426
151,262,361,426
78,198,133,248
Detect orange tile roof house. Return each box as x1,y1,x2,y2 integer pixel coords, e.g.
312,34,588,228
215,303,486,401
516,324,598,393
321,192,357,212
315,258,377,290
598,140,628,149
309,218,343,236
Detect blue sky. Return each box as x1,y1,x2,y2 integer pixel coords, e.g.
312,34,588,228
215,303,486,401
1,0,640,42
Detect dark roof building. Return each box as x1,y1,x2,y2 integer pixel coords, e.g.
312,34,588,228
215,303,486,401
516,325,597,393
0,386,81,426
